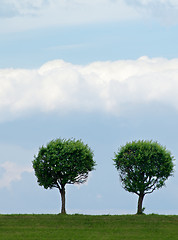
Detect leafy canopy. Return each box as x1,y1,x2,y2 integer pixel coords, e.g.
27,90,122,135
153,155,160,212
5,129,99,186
113,140,174,195
32,138,95,189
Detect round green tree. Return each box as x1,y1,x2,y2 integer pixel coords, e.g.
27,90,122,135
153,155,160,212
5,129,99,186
32,138,96,214
113,140,174,214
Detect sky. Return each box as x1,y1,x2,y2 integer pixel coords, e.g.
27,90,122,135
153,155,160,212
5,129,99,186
0,0,178,215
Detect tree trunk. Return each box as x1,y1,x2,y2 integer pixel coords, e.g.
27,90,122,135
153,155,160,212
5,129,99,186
137,193,144,214
59,186,66,214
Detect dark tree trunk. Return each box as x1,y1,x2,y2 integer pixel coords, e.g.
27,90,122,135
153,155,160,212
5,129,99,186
137,193,145,214
59,186,66,214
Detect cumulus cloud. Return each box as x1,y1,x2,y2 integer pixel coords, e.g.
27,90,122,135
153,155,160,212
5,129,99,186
0,161,33,189
0,57,178,121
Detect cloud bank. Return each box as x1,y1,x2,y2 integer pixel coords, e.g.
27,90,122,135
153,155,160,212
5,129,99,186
0,57,178,121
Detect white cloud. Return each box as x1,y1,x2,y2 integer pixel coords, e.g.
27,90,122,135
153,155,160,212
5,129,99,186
125,0,178,24
126,0,178,7
0,0,139,33
0,57,178,121
0,161,33,189
0,0,49,17
1,0,178,33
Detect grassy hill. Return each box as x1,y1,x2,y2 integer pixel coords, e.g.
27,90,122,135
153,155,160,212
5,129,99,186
1,214,178,240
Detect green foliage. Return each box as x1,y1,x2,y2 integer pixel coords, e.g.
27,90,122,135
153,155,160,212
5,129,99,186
32,138,96,189
113,140,174,196
1,214,178,240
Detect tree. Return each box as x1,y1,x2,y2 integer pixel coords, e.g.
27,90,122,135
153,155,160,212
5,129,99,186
113,140,174,214
32,138,96,214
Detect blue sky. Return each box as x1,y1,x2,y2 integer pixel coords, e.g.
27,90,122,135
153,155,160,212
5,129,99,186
0,0,178,215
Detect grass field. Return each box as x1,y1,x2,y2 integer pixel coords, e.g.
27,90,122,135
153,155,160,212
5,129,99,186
0,214,178,240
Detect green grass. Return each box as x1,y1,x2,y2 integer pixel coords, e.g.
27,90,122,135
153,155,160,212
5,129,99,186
0,214,178,240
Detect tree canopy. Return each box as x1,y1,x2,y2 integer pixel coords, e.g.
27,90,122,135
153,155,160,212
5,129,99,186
32,138,96,214
113,140,174,214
